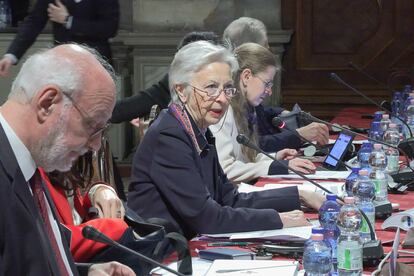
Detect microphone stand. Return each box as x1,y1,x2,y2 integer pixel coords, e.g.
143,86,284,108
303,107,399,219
236,134,383,266
329,72,413,139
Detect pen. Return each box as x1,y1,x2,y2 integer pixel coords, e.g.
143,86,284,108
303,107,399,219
207,242,250,246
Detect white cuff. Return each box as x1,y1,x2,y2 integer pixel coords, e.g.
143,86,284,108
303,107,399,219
4,53,17,65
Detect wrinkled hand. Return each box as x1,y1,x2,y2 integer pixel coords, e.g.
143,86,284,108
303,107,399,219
275,148,297,160
298,189,326,210
280,210,311,228
92,186,125,219
48,0,69,24
297,122,329,145
88,261,135,276
288,158,316,174
0,56,13,77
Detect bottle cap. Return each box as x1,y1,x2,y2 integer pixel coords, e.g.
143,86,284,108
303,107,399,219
374,144,382,150
344,196,355,204
311,227,324,234
358,169,369,176
326,194,337,201
382,114,389,119
311,233,324,241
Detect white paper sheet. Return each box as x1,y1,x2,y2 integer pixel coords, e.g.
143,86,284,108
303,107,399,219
205,260,299,276
266,170,351,180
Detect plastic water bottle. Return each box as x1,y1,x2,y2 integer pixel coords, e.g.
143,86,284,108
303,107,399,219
391,91,402,119
368,144,388,202
357,142,372,169
379,114,391,133
303,233,332,276
0,1,7,29
369,121,382,141
319,194,341,269
345,167,361,196
383,123,400,173
406,99,414,138
354,169,375,243
337,197,363,276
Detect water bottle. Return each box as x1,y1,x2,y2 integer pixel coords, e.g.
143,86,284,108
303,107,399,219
391,91,402,119
345,167,361,196
405,99,414,138
373,111,384,122
337,197,363,276
368,143,388,202
304,227,325,247
303,233,332,276
369,121,382,141
379,114,391,133
353,169,375,243
357,142,372,169
319,194,341,270
383,123,400,173
0,1,7,29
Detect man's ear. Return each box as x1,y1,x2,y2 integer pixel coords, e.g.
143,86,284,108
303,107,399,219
174,84,188,103
240,68,252,87
35,86,62,123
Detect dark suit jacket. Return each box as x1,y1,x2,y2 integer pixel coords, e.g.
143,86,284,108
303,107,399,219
7,0,119,61
255,104,302,152
127,109,301,239
111,73,171,123
0,123,79,276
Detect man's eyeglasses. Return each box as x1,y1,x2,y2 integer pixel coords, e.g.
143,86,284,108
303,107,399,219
61,91,111,140
188,84,238,98
255,75,274,89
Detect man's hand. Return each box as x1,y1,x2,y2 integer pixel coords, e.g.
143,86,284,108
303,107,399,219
88,261,135,276
297,122,329,145
298,189,326,210
288,158,316,174
92,186,125,219
275,148,297,160
48,0,69,24
280,210,311,228
0,56,13,77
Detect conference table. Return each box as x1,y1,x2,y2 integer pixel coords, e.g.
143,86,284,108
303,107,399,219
163,107,414,275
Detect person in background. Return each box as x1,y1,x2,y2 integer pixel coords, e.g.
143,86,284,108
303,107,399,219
223,17,329,152
127,40,325,240
110,31,221,124
0,0,119,76
0,43,134,275
210,43,316,184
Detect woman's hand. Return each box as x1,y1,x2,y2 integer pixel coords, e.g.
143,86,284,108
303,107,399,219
275,149,297,160
288,158,316,174
92,186,125,219
298,189,326,210
280,210,311,228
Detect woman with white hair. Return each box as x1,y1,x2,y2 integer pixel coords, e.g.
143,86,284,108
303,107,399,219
127,41,323,239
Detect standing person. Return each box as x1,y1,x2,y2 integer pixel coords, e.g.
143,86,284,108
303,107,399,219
210,43,316,184
223,17,329,152
0,44,134,276
127,41,324,239
0,0,119,76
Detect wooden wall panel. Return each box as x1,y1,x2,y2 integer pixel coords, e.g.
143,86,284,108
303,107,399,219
281,0,414,119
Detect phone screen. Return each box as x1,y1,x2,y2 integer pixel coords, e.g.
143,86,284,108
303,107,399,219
324,132,353,167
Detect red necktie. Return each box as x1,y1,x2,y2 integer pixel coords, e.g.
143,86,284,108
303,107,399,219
30,170,70,276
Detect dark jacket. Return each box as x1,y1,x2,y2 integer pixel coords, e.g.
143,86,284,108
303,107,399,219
0,124,81,276
127,109,301,239
8,0,119,61
111,73,171,123
256,104,302,152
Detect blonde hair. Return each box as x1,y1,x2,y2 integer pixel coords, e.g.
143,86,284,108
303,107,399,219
232,43,278,161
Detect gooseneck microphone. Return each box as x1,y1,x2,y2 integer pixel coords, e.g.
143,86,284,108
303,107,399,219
329,72,413,138
236,134,383,266
271,117,353,170
82,226,187,276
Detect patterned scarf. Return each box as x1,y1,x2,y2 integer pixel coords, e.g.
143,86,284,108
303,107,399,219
169,103,202,154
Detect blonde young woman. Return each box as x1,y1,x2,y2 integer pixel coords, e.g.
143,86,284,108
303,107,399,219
211,43,316,184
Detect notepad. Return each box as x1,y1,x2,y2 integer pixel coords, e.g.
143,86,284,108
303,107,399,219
198,248,254,261
205,260,299,276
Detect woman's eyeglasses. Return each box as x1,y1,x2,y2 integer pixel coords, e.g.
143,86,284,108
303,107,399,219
189,84,238,98
255,75,274,89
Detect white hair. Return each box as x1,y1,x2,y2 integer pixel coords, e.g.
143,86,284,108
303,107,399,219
169,40,239,104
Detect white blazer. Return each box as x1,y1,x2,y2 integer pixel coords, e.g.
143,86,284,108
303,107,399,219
209,106,275,184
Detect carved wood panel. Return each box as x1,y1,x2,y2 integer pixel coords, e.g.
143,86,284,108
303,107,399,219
281,0,414,119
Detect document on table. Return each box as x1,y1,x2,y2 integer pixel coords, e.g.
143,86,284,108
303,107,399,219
266,170,351,180
205,260,299,276
238,182,345,196
151,257,212,276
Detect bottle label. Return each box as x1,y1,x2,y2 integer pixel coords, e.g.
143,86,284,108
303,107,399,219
373,179,386,196
360,212,375,234
337,241,363,270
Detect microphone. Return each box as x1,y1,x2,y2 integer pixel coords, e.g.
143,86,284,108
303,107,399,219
236,134,384,266
82,226,187,276
329,72,413,138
